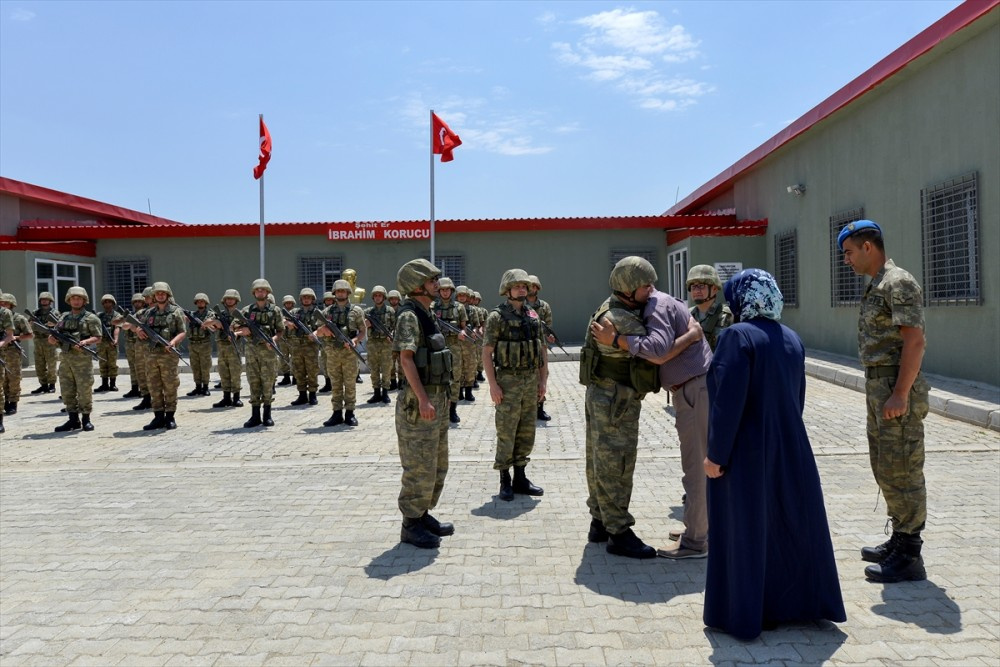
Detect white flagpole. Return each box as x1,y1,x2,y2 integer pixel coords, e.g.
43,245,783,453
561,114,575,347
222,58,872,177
429,109,436,266
259,114,266,278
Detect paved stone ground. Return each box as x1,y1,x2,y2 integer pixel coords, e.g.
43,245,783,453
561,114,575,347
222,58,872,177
1,358,997,666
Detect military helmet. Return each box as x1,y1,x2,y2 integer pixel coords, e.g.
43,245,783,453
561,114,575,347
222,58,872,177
194,292,210,304
0,293,16,307
131,293,144,304
438,277,455,290
282,294,295,305
387,289,402,301
499,268,531,296
322,291,335,302
371,285,387,297
397,259,442,295
101,293,117,305
251,278,272,294
142,286,154,298
473,291,482,301
610,256,657,294
299,287,316,299
65,286,90,304
222,288,241,303
527,275,541,289
686,264,722,289
151,281,173,297
456,285,470,297
332,279,352,293
39,291,55,303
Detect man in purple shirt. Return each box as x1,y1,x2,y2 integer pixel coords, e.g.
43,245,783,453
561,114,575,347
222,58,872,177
592,259,712,559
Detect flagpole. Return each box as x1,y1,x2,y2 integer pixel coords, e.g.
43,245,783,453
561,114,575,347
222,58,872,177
429,109,436,266
259,114,265,278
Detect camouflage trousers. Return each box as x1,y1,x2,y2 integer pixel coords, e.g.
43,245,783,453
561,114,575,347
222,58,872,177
34,341,59,385
2,347,23,403
445,336,462,401
866,372,930,535
492,368,540,470
396,385,450,518
217,341,243,393
245,343,278,406
188,339,213,385
278,337,293,375
585,379,642,535
133,344,150,393
289,338,321,392
58,349,95,414
367,338,392,390
458,340,478,387
145,349,180,412
124,337,139,387
324,344,359,410
96,340,118,378
390,351,400,383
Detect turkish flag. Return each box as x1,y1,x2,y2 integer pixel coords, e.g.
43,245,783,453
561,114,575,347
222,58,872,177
432,112,462,163
253,117,272,179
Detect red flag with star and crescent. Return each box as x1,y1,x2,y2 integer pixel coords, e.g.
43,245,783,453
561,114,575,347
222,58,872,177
253,116,272,179
432,112,462,163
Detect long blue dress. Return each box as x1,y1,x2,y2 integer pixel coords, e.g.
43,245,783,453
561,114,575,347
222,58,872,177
703,319,846,641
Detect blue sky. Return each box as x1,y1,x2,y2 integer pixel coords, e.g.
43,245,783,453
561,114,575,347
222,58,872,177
0,0,962,225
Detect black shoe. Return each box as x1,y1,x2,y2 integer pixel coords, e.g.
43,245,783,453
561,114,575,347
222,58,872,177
94,379,109,393
186,385,202,397
308,391,318,406
401,517,441,549
202,384,211,397
0,416,4,433
46,383,57,393
164,412,177,430
607,528,656,559
232,393,244,407
143,411,166,431
512,466,544,496
108,379,119,392
476,371,485,382
380,388,391,404
291,391,309,406
214,381,223,389
865,534,927,582
123,384,140,398
81,414,94,432
323,410,344,427
132,395,152,411
421,512,455,537
277,374,292,386
344,410,358,427
498,469,514,502
4,402,16,416
464,387,475,402
449,402,460,424
537,403,551,421
356,374,363,384
319,377,332,393
389,379,398,390
31,384,48,395
243,406,262,428
588,518,610,543
862,532,901,563
213,392,233,408
54,413,81,432
472,381,479,389
262,405,274,427
366,391,381,404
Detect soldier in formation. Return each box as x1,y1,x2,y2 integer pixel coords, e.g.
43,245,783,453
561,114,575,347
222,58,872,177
234,279,283,427
316,280,366,427
135,282,187,431
184,293,215,397
387,289,403,390
29,291,60,394
432,277,468,424
129,287,155,411
52,287,103,433
121,293,145,398
318,291,335,393
284,288,321,407
277,294,296,386
0,293,32,417
0,297,17,433
686,265,733,351
94,294,120,393
205,289,245,408
454,286,480,404
364,285,395,405
525,275,554,421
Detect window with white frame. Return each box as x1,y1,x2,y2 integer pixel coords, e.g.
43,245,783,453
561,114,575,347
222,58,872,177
35,259,95,309
829,208,866,306
667,248,689,300
921,172,980,305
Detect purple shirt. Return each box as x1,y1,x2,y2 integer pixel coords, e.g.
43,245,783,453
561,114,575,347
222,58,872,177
626,289,712,387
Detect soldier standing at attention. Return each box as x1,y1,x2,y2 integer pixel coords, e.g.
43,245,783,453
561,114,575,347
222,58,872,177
686,265,733,351
128,287,155,411
277,294,296,387
525,275,554,421
839,220,930,583
51,287,102,433
205,289,244,409
134,282,186,431
454,286,479,403
185,293,214,397
30,291,60,394
317,279,366,427
433,277,468,424
364,285,396,405
93,295,120,393
121,294,145,398
0,299,16,433
472,291,487,384
285,288,321,407
317,291,335,393
234,279,283,428
393,259,454,549
1,293,33,416
482,268,547,502
387,289,403,390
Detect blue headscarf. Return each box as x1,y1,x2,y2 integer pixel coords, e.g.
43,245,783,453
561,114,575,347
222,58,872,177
723,269,783,322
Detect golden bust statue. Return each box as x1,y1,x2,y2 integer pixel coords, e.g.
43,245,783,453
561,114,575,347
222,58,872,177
341,268,366,304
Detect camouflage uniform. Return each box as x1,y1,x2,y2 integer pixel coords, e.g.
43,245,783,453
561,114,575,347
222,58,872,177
143,302,187,413
212,303,244,397
692,301,734,352
186,301,215,392
55,307,102,416
278,297,296,381
388,291,403,387
860,258,929,536
122,295,145,396
365,296,396,394
239,301,283,407
432,288,467,403
456,287,480,397
30,297,60,391
129,291,155,406
0,305,14,427
1,301,31,409
319,300,366,412
287,299,322,395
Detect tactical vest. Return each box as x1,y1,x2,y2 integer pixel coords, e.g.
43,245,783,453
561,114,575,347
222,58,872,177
579,302,660,394
398,301,452,386
692,302,727,351
290,307,316,338
434,299,462,337
245,304,282,338
187,308,211,341
366,305,392,340
213,306,239,346
491,303,542,371
324,304,356,338
97,311,116,340
56,312,86,350
145,305,181,341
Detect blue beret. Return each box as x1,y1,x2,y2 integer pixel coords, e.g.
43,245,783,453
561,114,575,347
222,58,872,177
837,219,882,251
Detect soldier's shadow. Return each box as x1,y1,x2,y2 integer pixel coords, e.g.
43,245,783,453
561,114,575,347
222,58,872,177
364,544,438,580
102,408,149,416
705,622,846,658
111,430,174,438
870,578,962,633
573,544,703,603
470,496,540,520
21,432,77,440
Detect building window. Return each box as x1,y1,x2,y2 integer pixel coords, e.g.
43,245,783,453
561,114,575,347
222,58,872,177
422,254,465,285
667,248,689,301
829,208,866,306
35,259,95,308
921,172,980,306
774,230,798,307
104,258,150,307
299,256,343,296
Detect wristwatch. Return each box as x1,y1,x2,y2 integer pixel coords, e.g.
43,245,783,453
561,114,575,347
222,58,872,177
613,333,621,349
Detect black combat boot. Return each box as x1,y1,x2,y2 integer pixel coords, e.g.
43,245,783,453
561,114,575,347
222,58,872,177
389,378,398,391
213,392,233,408
262,405,274,427
512,466,544,496
356,373,363,384
143,411,166,431
132,395,152,411
865,533,927,582
108,378,118,392
366,390,382,404
323,410,344,427
31,383,48,395
4,401,16,415
164,412,177,430
243,406,262,428
186,384,202,397
607,528,656,559
319,377,332,393
464,387,475,402
232,393,244,407
449,402,460,424
401,517,441,549
214,381,222,389
47,383,57,393
308,391,318,405
94,377,109,393
344,410,358,426
588,518,610,543
55,412,81,432
0,413,4,433
380,388,391,404
278,374,292,386
537,401,551,421
498,469,514,502
862,531,902,563
81,413,94,432
202,383,210,397
421,512,455,537
123,383,140,398
291,391,309,406
476,370,485,382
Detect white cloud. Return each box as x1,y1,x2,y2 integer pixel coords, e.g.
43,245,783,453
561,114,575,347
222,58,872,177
10,8,36,21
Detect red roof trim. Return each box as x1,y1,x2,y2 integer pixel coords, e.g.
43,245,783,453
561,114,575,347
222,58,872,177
667,0,998,215
665,218,768,245
0,239,97,257
0,177,185,227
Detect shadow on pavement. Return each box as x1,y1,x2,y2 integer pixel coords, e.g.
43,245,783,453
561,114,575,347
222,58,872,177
470,496,540,520
573,544,706,603
365,543,438,580
871,579,962,633
705,622,847,662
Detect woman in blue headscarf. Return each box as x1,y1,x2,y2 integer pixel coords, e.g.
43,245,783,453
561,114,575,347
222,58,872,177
702,269,845,641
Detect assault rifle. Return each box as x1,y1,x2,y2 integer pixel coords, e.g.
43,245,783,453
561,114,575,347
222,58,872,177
114,305,190,366
434,314,482,347
24,309,99,359
96,312,117,343
280,307,322,345
541,321,568,355
231,309,290,365
316,310,367,366
365,309,394,341
210,305,245,357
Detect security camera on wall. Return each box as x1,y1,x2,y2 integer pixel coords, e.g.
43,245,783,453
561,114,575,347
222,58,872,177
787,184,806,196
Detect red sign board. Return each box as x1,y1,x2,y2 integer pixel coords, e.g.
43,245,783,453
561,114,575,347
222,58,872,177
327,222,430,241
